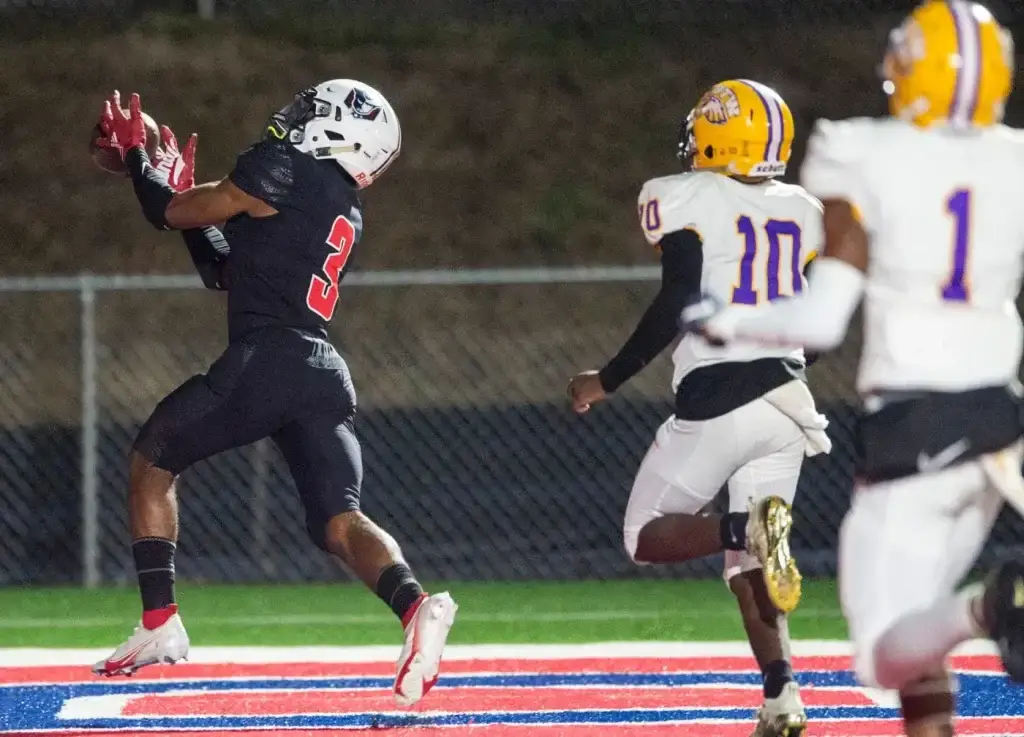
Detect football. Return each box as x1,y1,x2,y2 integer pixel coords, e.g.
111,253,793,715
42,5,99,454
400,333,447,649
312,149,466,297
88,110,160,175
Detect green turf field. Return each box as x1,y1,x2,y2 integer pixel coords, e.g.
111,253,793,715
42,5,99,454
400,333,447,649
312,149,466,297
0,579,846,647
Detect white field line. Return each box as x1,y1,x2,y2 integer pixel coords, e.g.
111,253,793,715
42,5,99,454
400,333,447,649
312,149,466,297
0,640,1001,668
0,607,842,630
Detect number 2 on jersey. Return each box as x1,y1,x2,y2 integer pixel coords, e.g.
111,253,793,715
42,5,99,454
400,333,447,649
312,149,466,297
731,216,804,305
941,189,971,303
306,215,355,321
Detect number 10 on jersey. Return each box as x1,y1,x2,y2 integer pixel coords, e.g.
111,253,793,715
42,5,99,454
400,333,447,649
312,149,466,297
731,216,804,305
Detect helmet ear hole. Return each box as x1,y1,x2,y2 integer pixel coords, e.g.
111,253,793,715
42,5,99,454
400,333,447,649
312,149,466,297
704,145,714,159
325,131,346,142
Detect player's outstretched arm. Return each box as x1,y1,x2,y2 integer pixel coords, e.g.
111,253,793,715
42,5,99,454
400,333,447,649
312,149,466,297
161,178,274,230
606,229,704,379
705,201,867,351
568,229,701,413
110,98,276,230
600,229,703,389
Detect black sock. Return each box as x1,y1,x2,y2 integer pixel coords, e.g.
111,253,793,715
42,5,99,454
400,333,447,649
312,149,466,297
375,563,424,622
132,537,176,611
719,513,749,551
763,659,794,699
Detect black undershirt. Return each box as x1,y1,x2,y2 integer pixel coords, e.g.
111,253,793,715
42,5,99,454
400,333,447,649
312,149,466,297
598,229,815,421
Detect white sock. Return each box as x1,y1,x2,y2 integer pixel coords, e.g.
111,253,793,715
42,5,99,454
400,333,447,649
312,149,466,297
872,586,983,689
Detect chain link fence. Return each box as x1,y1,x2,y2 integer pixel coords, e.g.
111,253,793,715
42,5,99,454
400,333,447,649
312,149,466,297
4,271,1022,587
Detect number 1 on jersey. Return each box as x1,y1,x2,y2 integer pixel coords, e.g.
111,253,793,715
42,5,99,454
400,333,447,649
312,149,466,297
306,215,356,321
941,189,971,303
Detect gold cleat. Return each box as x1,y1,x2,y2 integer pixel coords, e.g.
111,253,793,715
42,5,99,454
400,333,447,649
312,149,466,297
748,496,802,614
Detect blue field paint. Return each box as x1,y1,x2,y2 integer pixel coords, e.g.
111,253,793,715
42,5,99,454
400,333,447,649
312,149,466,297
1,655,1022,734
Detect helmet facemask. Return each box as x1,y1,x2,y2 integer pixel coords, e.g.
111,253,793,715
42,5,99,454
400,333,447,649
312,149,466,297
265,87,333,144
677,109,697,171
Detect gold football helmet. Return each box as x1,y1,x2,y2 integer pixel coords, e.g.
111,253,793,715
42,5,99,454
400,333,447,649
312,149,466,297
882,0,1014,128
679,79,794,178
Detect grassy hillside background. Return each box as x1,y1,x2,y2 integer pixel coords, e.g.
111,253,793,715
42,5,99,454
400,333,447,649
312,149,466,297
0,12,1019,419
0,13,918,276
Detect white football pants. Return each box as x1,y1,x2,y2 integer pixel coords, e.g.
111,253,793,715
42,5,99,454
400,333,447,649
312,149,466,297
623,387,809,581
839,443,1022,688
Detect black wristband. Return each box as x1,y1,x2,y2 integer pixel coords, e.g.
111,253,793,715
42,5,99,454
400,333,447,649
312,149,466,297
125,148,174,231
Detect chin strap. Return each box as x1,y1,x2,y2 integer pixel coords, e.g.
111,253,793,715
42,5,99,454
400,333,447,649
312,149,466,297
313,143,361,158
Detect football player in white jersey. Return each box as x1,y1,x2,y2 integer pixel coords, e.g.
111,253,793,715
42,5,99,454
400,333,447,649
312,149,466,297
568,79,832,737
684,3,1024,735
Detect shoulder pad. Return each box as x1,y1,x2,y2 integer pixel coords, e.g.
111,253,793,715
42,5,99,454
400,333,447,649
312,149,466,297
805,118,875,167
229,140,296,209
637,173,705,247
800,118,876,208
769,180,824,214
790,184,824,214
993,124,1024,148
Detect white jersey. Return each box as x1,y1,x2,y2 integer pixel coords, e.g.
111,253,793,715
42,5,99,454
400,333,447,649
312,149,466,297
802,117,1024,394
638,171,822,391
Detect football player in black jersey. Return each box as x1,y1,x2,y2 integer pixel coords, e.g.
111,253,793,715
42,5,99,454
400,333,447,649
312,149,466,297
92,83,456,707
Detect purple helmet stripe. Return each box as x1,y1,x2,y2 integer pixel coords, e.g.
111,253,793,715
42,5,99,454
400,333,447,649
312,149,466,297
739,79,782,163
949,1,982,125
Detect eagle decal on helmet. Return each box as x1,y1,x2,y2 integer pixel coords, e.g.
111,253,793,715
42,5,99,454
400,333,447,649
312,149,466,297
698,85,741,125
345,88,383,121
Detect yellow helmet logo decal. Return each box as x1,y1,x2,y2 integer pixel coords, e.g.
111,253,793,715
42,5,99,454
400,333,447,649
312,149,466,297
698,85,741,125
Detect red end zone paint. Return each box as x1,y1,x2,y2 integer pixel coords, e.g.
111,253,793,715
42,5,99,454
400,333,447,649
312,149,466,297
0,656,862,685
2,654,1008,686
33,721,1024,737
120,684,874,716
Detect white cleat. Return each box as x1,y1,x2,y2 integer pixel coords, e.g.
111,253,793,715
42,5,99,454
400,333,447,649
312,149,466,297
393,591,458,707
92,612,190,677
752,681,808,737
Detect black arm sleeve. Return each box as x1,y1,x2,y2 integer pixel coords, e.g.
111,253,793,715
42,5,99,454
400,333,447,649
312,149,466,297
125,148,174,231
181,226,230,291
598,229,703,393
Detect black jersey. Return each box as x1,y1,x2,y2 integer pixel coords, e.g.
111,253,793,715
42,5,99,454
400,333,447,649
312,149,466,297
223,139,363,341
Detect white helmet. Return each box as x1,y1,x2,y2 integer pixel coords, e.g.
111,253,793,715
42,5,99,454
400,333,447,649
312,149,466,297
266,78,401,189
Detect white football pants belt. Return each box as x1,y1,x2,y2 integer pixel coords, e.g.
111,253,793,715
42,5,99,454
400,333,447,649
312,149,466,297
763,380,832,457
